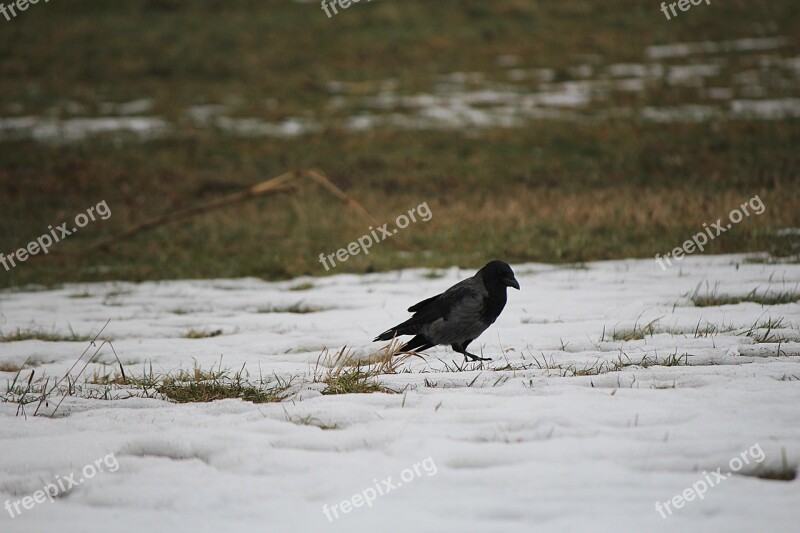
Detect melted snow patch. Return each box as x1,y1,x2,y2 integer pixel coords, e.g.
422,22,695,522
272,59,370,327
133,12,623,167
646,36,792,60
213,116,320,137
640,105,720,122
606,63,663,79
667,64,721,85
0,116,169,143
731,98,800,119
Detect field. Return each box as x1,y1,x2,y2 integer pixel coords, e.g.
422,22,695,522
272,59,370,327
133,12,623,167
1,1,799,532
0,0,798,286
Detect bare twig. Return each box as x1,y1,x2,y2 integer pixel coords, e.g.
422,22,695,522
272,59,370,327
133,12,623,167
87,171,300,252
81,168,415,254
47,339,109,418
305,169,415,252
34,319,111,417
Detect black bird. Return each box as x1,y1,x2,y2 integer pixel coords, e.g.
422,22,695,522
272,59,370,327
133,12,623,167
374,260,520,361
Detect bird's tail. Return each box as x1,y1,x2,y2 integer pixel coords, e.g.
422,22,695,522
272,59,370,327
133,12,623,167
373,316,419,342
398,334,433,353
374,328,433,354
373,328,397,342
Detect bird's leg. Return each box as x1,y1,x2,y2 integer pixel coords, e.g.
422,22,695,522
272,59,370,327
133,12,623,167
452,341,491,362
464,351,491,362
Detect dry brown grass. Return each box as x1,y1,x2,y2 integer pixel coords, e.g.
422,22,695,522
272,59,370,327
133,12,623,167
314,341,420,395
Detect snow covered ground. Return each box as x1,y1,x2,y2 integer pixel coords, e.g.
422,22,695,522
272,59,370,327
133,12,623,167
1,254,799,532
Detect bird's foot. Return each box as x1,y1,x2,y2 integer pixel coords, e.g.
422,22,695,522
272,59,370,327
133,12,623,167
464,352,491,362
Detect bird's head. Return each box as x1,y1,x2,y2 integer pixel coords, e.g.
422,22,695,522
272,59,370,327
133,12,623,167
479,260,520,290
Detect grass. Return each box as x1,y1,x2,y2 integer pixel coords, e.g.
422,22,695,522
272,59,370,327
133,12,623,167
0,1,798,288
604,317,738,342
257,302,322,314
0,361,26,372
0,327,94,343
68,291,92,298
2,125,798,289
6,356,294,408
282,409,339,430
320,367,396,395
601,310,797,345
494,349,692,376
651,381,677,390
691,289,800,307
609,317,662,341
2,339,407,412
157,379,288,404
288,282,315,292
744,255,800,265
313,344,409,395
740,316,794,343
690,284,800,307
183,328,223,339
1,0,798,112
86,368,131,385
740,449,798,482
6,363,292,406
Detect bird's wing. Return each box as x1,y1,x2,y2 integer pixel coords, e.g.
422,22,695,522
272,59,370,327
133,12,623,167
408,276,479,312
402,278,480,326
424,286,492,343
408,293,443,312
374,277,485,342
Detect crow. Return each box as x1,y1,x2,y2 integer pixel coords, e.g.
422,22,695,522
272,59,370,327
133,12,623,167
374,260,520,361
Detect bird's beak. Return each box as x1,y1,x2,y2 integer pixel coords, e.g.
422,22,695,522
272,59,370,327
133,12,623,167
504,276,520,290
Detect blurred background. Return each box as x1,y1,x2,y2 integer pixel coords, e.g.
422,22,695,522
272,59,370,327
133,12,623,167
1,0,798,288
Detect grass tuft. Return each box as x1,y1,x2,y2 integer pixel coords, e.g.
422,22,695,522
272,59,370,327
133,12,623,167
495,349,691,376
740,316,793,343
689,283,800,307
158,379,288,404
320,368,395,395
282,409,339,430
0,327,94,343
314,343,411,395
68,291,92,299
610,317,661,341
741,449,797,482
183,329,223,339
257,302,322,314
0,361,26,372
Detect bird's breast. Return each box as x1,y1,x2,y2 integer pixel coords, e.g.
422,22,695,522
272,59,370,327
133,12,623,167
481,292,507,324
